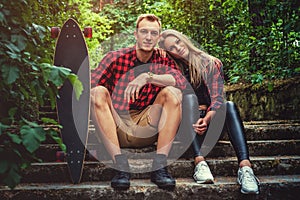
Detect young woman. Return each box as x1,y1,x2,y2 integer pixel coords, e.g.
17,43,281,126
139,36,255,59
159,29,260,194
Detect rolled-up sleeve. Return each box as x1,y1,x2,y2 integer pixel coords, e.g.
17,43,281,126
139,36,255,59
91,52,115,91
163,57,187,90
205,59,225,111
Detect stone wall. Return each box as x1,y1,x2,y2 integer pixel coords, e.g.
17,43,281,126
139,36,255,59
225,76,300,121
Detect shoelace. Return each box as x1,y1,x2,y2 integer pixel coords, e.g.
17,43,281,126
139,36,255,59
116,171,130,179
156,167,171,178
197,163,209,172
241,170,260,185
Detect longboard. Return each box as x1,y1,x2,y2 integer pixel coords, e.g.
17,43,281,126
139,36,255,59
53,18,91,184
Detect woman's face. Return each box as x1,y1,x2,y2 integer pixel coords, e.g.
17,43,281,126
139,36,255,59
163,35,189,60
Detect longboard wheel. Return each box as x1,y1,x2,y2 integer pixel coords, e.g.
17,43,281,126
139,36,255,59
84,27,92,38
51,27,60,38
56,151,66,162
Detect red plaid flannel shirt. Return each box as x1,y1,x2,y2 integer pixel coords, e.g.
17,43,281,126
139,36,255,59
91,46,187,112
195,58,225,111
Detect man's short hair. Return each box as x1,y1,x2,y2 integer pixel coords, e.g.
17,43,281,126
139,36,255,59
136,14,161,30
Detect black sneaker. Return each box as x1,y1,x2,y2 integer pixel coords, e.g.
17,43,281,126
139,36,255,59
111,170,130,190
151,154,175,190
111,154,131,190
151,167,176,189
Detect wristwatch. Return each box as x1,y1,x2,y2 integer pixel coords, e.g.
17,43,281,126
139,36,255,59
147,72,154,80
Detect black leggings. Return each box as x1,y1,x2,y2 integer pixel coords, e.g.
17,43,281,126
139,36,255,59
180,94,250,164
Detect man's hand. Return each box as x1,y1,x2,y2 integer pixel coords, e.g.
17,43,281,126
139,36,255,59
157,47,167,58
124,73,148,102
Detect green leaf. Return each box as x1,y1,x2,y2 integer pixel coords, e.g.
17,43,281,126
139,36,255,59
20,125,46,153
1,64,20,84
22,118,39,128
0,11,6,24
8,133,22,144
267,82,274,92
4,43,20,53
48,129,66,152
8,107,17,119
0,160,8,174
49,65,72,87
32,23,46,40
68,74,83,100
0,123,9,135
41,117,60,126
11,35,27,52
2,164,21,189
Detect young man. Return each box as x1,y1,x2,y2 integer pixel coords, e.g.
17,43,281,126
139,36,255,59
91,14,187,190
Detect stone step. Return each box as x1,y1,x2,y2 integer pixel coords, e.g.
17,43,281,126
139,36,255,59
20,156,300,183
242,120,300,140
42,120,300,144
36,139,300,162
1,175,300,200
88,120,300,141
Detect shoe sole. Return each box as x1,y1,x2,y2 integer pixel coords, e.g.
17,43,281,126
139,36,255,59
111,183,130,190
195,179,214,184
241,188,259,195
157,184,176,190
237,179,259,195
151,180,176,190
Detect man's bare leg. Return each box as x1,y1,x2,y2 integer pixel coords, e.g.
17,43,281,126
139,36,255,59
91,86,121,160
91,86,130,189
149,86,182,189
150,86,182,155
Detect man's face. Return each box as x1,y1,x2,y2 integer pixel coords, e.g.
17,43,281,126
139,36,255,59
135,19,160,52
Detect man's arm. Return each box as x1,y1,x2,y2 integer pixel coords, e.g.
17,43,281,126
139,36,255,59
147,72,176,87
124,72,175,102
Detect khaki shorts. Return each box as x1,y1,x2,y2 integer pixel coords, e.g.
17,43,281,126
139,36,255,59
116,106,158,148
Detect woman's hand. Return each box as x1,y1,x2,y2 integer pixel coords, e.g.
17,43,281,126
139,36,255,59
156,47,167,58
193,118,208,135
193,110,216,135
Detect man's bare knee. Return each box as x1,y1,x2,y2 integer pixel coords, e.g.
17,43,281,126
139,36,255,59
157,86,182,106
91,86,110,108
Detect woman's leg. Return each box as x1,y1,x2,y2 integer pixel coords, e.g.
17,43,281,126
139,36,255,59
180,94,213,183
225,101,250,167
225,102,260,194
179,94,202,158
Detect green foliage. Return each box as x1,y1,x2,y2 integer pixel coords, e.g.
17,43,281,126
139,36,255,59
0,0,78,189
98,1,138,56
68,0,115,69
0,0,299,189
245,0,300,85
97,0,299,86
0,119,64,189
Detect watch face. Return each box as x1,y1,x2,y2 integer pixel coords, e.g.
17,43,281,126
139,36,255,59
148,72,153,78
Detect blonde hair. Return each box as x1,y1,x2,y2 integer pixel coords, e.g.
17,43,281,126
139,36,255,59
159,29,216,88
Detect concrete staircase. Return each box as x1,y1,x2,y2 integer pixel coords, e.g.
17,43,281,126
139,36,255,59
0,105,300,199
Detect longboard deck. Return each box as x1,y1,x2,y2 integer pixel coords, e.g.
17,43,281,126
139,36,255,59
54,18,90,184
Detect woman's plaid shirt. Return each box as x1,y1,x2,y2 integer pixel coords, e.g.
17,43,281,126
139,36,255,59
91,46,187,112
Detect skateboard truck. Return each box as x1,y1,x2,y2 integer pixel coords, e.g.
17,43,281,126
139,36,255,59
56,151,66,162
84,27,92,38
51,26,92,38
51,27,61,38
